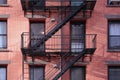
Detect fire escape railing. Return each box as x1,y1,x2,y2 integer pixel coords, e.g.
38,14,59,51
21,33,96,54
20,0,96,53
21,2,86,53
21,0,96,11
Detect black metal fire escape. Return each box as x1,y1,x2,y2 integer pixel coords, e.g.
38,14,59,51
21,0,96,80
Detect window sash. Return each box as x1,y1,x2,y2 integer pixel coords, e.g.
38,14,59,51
71,67,85,80
109,66,120,80
0,35,7,48
30,22,45,52
70,0,84,6
0,67,7,80
0,21,7,48
30,66,44,80
108,21,120,49
109,35,120,49
0,0,7,4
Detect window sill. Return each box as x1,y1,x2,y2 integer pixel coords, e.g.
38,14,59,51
0,4,9,7
0,49,11,52
107,49,120,52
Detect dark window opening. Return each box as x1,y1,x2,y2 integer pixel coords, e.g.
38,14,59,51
70,66,86,80
30,66,44,80
30,22,45,52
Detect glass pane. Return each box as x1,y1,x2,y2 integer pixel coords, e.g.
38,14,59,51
0,0,7,4
109,36,120,49
31,23,44,36
109,67,120,80
109,22,120,49
0,36,7,48
70,0,84,6
71,67,85,80
71,43,84,52
30,67,44,80
0,21,7,34
0,67,6,80
109,23,120,35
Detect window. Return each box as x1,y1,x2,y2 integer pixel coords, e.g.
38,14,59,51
108,66,120,80
30,22,45,52
108,0,120,6
0,21,7,49
70,0,84,6
0,0,7,4
28,0,45,10
70,66,85,80
30,66,44,80
0,66,7,80
108,21,120,50
71,22,85,52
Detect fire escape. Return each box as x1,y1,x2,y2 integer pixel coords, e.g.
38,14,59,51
21,0,96,80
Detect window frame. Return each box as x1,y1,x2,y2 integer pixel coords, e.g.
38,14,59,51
70,22,85,52
30,21,45,52
0,20,7,49
29,66,45,80
70,66,86,80
0,66,7,80
108,20,120,51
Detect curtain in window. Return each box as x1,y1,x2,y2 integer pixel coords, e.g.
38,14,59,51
71,43,84,52
30,67,44,80
71,67,85,80
0,22,7,48
109,67,120,80
109,22,120,49
0,67,6,80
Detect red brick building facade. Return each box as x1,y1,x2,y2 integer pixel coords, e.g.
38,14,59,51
0,0,120,80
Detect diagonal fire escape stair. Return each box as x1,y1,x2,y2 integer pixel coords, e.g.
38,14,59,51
52,50,86,80
30,2,86,51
